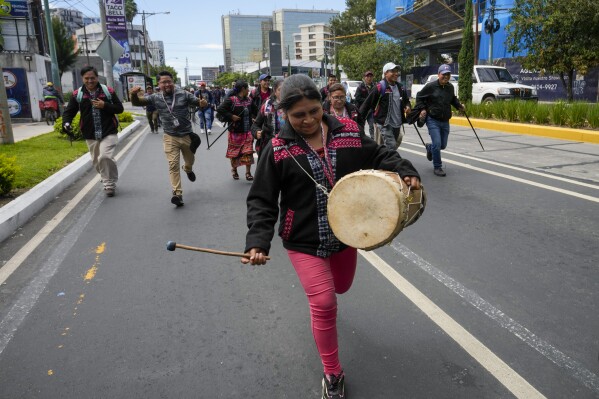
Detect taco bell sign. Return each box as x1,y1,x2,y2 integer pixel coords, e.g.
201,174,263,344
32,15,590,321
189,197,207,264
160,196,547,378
105,0,126,31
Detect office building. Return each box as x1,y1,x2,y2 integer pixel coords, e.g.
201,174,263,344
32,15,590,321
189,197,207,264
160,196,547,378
273,9,339,60
50,7,84,36
293,23,333,61
221,14,272,72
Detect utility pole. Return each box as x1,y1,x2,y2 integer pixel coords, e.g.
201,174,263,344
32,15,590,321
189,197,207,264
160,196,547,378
0,58,15,144
488,0,495,64
474,0,479,64
42,0,62,93
287,45,291,76
184,57,189,87
142,12,149,75
98,0,115,87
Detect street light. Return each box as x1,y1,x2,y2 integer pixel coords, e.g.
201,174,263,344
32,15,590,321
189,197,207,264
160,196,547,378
141,10,170,75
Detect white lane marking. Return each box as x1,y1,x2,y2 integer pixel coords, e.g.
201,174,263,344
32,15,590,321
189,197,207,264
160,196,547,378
389,241,599,396
0,127,149,356
359,249,548,399
400,147,599,203
0,127,147,286
402,141,599,190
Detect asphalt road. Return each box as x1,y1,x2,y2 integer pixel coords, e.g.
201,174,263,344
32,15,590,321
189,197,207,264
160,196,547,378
0,116,598,399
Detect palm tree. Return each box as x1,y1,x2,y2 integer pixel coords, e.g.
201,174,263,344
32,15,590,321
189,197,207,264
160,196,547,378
125,0,138,22
51,16,77,78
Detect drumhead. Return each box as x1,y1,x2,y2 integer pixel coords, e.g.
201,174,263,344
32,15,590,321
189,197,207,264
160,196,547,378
328,170,407,250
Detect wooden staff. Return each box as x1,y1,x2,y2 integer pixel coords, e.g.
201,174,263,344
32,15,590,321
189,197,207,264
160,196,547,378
166,241,270,260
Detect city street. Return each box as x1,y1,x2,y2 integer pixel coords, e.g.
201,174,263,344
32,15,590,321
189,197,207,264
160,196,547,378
0,115,598,398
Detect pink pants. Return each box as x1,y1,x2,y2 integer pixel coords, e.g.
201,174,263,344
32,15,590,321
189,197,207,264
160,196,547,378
287,247,358,375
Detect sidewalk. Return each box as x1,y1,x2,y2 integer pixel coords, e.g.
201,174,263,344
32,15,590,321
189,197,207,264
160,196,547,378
451,117,599,144
8,122,55,143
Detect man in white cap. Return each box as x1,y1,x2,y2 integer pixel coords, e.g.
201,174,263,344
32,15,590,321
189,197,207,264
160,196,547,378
415,64,464,176
359,62,411,149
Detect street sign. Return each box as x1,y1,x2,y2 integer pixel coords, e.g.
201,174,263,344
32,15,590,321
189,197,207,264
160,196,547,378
96,34,124,65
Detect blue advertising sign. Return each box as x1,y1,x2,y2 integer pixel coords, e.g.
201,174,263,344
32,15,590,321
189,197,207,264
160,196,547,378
105,0,127,31
3,68,31,118
0,0,29,18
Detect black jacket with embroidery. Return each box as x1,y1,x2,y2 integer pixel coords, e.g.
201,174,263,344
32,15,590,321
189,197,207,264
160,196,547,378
245,113,420,258
62,85,123,140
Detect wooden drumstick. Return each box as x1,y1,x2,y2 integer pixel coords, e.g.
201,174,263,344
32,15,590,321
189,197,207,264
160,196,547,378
166,241,271,260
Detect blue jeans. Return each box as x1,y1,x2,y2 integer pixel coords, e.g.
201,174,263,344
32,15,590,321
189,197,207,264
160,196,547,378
426,117,450,169
198,107,213,130
377,124,403,149
366,112,375,139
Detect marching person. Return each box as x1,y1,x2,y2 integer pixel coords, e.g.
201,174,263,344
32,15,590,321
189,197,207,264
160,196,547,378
359,62,411,149
144,86,159,133
353,70,375,139
195,82,215,134
322,83,364,133
251,79,284,160
130,71,207,207
62,66,124,197
250,74,272,118
242,74,421,399
43,82,64,116
416,64,465,177
320,74,337,102
216,80,258,181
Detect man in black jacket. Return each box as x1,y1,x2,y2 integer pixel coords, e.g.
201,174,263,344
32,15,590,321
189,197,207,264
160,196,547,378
62,66,123,197
359,62,411,149
416,64,465,176
353,70,375,139
320,74,337,101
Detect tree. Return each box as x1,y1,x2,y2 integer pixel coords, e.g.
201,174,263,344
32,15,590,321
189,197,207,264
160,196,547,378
329,0,376,45
51,16,77,78
213,72,253,88
338,37,412,81
506,0,599,101
457,0,474,103
149,64,178,83
125,0,138,22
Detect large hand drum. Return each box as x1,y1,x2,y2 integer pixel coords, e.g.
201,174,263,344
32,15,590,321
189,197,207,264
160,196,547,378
327,170,426,250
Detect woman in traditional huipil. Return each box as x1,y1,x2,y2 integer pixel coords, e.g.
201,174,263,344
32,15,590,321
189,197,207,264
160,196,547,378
216,80,258,180
322,83,365,135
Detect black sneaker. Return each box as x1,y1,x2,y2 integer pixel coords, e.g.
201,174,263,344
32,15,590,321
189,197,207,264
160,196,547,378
322,372,345,399
184,167,196,182
104,188,115,197
171,195,184,207
425,143,433,161
434,168,446,177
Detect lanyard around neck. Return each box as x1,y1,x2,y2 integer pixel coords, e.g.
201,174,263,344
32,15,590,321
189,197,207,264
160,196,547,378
160,91,177,115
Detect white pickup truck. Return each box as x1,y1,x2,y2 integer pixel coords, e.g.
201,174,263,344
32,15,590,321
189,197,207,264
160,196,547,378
410,65,538,104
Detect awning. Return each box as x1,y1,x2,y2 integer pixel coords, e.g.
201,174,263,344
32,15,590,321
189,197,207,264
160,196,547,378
376,0,465,41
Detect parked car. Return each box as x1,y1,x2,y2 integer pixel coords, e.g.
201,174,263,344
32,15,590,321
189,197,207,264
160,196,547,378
411,66,538,104
341,80,362,102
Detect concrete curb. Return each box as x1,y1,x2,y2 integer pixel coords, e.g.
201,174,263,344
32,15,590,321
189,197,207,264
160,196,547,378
450,117,599,144
0,120,141,244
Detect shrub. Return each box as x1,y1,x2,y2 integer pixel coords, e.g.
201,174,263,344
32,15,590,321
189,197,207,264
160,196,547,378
588,105,599,129
493,101,505,120
53,114,83,140
517,101,536,123
568,102,587,128
0,154,19,195
550,102,568,126
534,104,550,124
118,111,134,122
480,102,494,119
504,101,519,122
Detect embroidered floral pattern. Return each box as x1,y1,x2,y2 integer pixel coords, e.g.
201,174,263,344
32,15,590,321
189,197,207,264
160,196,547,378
281,209,295,241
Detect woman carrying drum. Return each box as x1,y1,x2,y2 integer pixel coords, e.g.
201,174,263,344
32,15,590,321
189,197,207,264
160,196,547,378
242,74,421,399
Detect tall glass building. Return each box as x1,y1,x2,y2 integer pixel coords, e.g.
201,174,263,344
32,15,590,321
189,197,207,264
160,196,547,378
273,9,340,60
221,14,273,72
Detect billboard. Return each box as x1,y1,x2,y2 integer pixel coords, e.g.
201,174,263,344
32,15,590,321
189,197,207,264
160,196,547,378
104,0,132,76
3,68,31,119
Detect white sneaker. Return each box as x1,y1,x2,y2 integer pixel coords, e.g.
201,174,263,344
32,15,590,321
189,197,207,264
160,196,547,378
207,129,211,134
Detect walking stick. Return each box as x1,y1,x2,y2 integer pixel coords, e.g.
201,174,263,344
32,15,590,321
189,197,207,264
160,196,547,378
206,122,230,150
166,241,271,260
463,110,485,151
406,122,426,148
